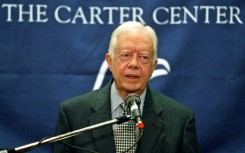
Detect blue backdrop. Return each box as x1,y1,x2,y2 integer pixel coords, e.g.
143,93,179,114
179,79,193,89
0,1,245,153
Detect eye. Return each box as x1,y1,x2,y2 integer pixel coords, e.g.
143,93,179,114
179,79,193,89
119,52,132,60
142,55,149,59
139,55,150,63
122,53,130,58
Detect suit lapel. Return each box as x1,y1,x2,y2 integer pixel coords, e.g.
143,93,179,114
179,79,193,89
137,88,165,153
86,82,165,153
88,82,116,153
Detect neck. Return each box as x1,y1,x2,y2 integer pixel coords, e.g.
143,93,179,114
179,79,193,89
114,84,145,100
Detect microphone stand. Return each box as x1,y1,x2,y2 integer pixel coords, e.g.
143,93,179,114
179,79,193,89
0,115,131,153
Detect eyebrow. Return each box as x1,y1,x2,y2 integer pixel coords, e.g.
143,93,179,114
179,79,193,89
119,50,150,54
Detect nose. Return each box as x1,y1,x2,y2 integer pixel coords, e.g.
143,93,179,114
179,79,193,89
128,53,139,68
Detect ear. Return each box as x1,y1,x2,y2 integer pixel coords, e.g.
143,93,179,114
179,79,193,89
152,59,158,70
105,53,113,71
150,59,158,77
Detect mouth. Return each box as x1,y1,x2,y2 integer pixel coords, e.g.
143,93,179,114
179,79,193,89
125,74,140,79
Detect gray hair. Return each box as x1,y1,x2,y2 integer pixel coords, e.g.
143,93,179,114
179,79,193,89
108,21,158,62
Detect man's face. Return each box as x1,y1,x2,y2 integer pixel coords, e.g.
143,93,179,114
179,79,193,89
106,31,157,98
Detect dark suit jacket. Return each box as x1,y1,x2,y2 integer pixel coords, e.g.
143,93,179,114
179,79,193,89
53,81,199,153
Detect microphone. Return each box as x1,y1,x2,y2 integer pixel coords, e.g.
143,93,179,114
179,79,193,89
125,94,144,129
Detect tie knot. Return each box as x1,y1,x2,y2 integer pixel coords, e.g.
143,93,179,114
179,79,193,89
120,103,128,116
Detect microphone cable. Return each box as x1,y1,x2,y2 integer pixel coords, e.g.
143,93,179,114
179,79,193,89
0,137,49,153
59,141,99,153
1,129,143,153
20,137,49,152
121,128,144,153
59,127,144,153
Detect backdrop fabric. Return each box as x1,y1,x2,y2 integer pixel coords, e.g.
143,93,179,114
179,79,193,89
0,1,244,153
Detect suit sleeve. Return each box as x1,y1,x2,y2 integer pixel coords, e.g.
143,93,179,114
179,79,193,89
181,113,200,153
53,104,75,153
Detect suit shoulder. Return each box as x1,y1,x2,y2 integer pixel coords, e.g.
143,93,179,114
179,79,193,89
60,85,109,109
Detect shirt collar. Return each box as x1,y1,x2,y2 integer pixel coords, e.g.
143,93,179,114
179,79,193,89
110,81,146,114
111,81,124,113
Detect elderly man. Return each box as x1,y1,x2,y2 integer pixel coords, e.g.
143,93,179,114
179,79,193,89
53,21,199,153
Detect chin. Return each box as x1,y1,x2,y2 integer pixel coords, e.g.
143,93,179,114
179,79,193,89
124,86,141,93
